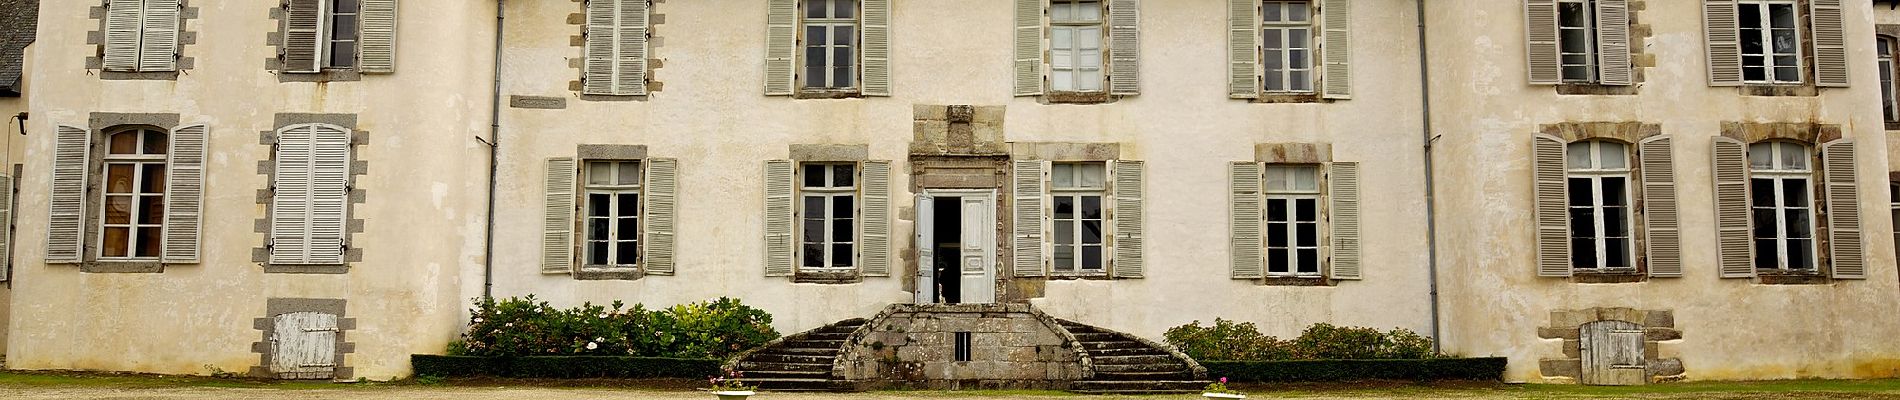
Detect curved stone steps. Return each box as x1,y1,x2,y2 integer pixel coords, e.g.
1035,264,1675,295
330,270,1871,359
727,318,867,392
1056,319,1209,394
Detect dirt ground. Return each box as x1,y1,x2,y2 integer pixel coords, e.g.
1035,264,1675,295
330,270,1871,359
3,386,1900,400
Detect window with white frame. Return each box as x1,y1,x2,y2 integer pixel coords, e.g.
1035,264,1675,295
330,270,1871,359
1263,165,1320,276
1050,0,1104,92
1565,140,1634,270
1890,181,1899,261
1881,37,1898,122
583,161,641,268
801,163,857,269
325,0,360,69
802,0,858,90
1557,0,1598,83
1737,0,1801,84
97,128,169,260
1749,141,1817,270
1261,0,1313,93
1051,162,1106,274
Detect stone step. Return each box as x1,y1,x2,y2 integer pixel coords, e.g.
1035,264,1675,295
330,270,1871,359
742,369,833,380
1083,341,1155,351
736,361,834,372
1071,332,1123,342
743,353,836,364
762,347,841,356
1069,380,1208,393
783,339,846,349
1093,362,1189,373
804,331,852,341
1094,371,1195,380
748,377,845,392
1090,354,1176,365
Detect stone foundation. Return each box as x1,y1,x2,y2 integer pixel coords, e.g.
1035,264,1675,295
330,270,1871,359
839,303,1083,390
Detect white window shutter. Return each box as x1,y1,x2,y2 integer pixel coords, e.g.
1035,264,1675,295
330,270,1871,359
541,158,577,274
617,0,650,95
861,0,892,96
1107,0,1140,96
1809,0,1848,87
763,160,795,276
1013,0,1044,96
358,0,399,73
1711,136,1754,278
582,0,616,95
140,0,180,72
1012,160,1047,277
763,0,798,96
46,125,91,264
1532,134,1571,277
282,0,325,74
0,175,13,281
1703,0,1743,86
1524,0,1560,85
1228,0,1259,98
643,158,677,275
1110,160,1144,278
1823,140,1865,279
860,160,892,276
1594,0,1632,86
162,124,207,264
103,0,143,72
271,124,349,266
1319,0,1350,99
1229,162,1263,279
306,125,350,265
1638,135,1680,278
1327,161,1361,280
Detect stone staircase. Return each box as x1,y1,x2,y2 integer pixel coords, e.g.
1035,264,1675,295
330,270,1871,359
1058,319,1209,394
728,318,867,392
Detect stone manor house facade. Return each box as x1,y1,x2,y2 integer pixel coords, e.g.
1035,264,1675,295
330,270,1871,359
2,0,1900,386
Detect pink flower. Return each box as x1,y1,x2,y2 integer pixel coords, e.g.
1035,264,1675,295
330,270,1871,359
1220,377,1228,384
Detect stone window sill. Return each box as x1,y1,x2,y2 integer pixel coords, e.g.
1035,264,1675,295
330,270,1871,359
1248,93,1330,104
278,69,362,83
795,269,863,284
77,260,166,273
1555,83,1639,96
263,264,350,274
794,90,863,100
1258,276,1330,286
1884,121,1900,131
575,267,644,281
1043,91,1114,104
1740,85,1819,97
1572,270,1645,284
1756,270,1830,285
1047,273,1112,281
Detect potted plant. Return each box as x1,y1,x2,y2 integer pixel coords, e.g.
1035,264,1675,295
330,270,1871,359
707,368,757,400
1202,377,1246,399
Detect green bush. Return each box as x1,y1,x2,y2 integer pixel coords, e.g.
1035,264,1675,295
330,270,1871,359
410,355,720,379
1202,358,1507,383
1164,320,1437,361
1162,318,1293,361
455,296,777,360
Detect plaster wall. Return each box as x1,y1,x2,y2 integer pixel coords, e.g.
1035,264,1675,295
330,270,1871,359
1429,0,1900,383
0,44,29,359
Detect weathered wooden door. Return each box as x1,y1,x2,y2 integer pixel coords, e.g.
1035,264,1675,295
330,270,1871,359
958,193,997,304
1580,320,1646,385
270,311,338,379
914,194,935,304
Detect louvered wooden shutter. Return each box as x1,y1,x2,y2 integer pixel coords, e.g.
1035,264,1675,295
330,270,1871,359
617,0,650,95
1328,162,1361,280
1525,0,1560,84
1823,140,1865,279
1810,0,1848,87
103,0,143,72
1110,160,1144,278
1711,136,1754,278
0,175,13,281
542,158,577,273
1703,0,1742,86
861,0,892,96
1228,0,1259,98
643,158,677,275
307,126,350,265
583,0,617,95
163,124,207,263
1229,162,1263,279
860,160,893,276
140,0,180,72
763,0,798,96
1012,160,1048,277
1532,134,1571,277
1637,135,1680,277
1319,0,1350,99
1595,0,1632,86
1107,0,1140,96
46,126,90,263
359,0,398,73
271,125,349,265
1014,0,1044,96
283,0,324,74
763,160,795,276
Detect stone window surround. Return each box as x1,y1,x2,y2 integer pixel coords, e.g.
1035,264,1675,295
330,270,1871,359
266,4,359,83
1552,0,1652,96
86,2,200,81
1720,122,1844,284
1878,25,1900,130
1540,122,1663,284
1537,307,1684,384
252,114,368,274
1248,142,1340,286
1010,142,1123,281
249,298,356,380
71,113,182,273
790,143,871,284
570,144,649,281
565,0,666,101
1733,0,1825,98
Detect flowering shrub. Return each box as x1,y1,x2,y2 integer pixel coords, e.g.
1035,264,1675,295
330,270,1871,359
1164,320,1436,361
455,296,778,360
707,367,756,392
1202,376,1241,395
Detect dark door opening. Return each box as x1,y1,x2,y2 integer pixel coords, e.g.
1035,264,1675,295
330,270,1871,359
933,196,963,304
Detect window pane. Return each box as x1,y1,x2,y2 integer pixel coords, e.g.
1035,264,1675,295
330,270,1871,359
1598,142,1626,169
588,242,609,265
106,164,135,193
1081,196,1102,219
1559,3,1588,28
102,227,129,257
1266,222,1288,247
1082,220,1102,244
1569,207,1596,237
806,0,827,18
331,41,356,68
110,132,138,154
1262,2,1282,21
588,194,611,217
1787,239,1812,269
1296,249,1318,272
1052,2,1074,21
1748,143,1772,169
333,14,359,41
1780,143,1806,170
1056,219,1075,244
1077,1,1101,21
1750,179,1775,207
617,241,639,265
138,196,164,224
1785,209,1811,239
1264,166,1288,191
1566,142,1592,168
802,217,824,242
1294,199,1316,221
334,0,359,11
1054,196,1075,219
1602,207,1627,237
1604,238,1628,268
618,162,641,185
1568,178,1593,206
1753,239,1776,268
1571,238,1596,268
105,196,132,224
1296,223,1316,247
588,218,608,240
1743,64,1767,82
1782,180,1808,207
832,244,852,267
143,131,168,154
1601,178,1626,206
803,244,824,267
1055,245,1074,270
588,162,613,185
837,0,857,18
1081,245,1102,270
1768,5,1795,29
1286,2,1309,21
141,163,166,194
1290,71,1311,91
1079,164,1106,188
804,164,828,187
1267,249,1289,272
833,165,854,187
833,218,853,242
1292,167,1317,190
804,196,826,219
1751,208,1777,238
1266,199,1287,222
805,48,827,88
833,195,854,217
617,193,641,215
1077,27,1102,50
1289,50,1308,71
617,217,638,241
1773,66,1798,83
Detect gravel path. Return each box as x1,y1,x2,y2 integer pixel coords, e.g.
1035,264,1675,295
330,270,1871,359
3,384,1899,399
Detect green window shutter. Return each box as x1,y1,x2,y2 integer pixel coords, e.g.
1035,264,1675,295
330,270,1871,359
1229,162,1263,279
1703,0,1742,86
1319,0,1349,99
1638,135,1680,278
1012,160,1047,277
1823,140,1864,279
162,124,207,264
764,0,798,96
46,126,91,264
1014,0,1044,96
1228,0,1259,98
861,0,892,96
582,0,616,95
1711,136,1754,278
643,158,678,275
1524,0,1560,84
542,158,577,274
763,160,796,276
1111,160,1144,278
282,0,324,74
617,0,650,95
860,160,892,276
358,0,399,73
1594,0,1632,86
1532,134,1571,277
1107,0,1139,96
1809,0,1849,87
103,0,143,72
140,0,180,72
1327,161,1361,280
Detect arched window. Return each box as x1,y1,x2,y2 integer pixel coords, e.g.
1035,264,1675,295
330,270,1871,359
98,127,168,259
1566,140,1633,270
1747,141,1816,270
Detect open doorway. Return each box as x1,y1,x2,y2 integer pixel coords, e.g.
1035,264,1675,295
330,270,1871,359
914,190,997,305
932,196,963,303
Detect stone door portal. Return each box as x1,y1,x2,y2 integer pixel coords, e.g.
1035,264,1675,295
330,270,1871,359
1580,320,1646,385
915,189,997,304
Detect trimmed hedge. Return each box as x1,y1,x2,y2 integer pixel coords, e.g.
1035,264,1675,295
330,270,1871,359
1202,357,1507,383
411,355,721,379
